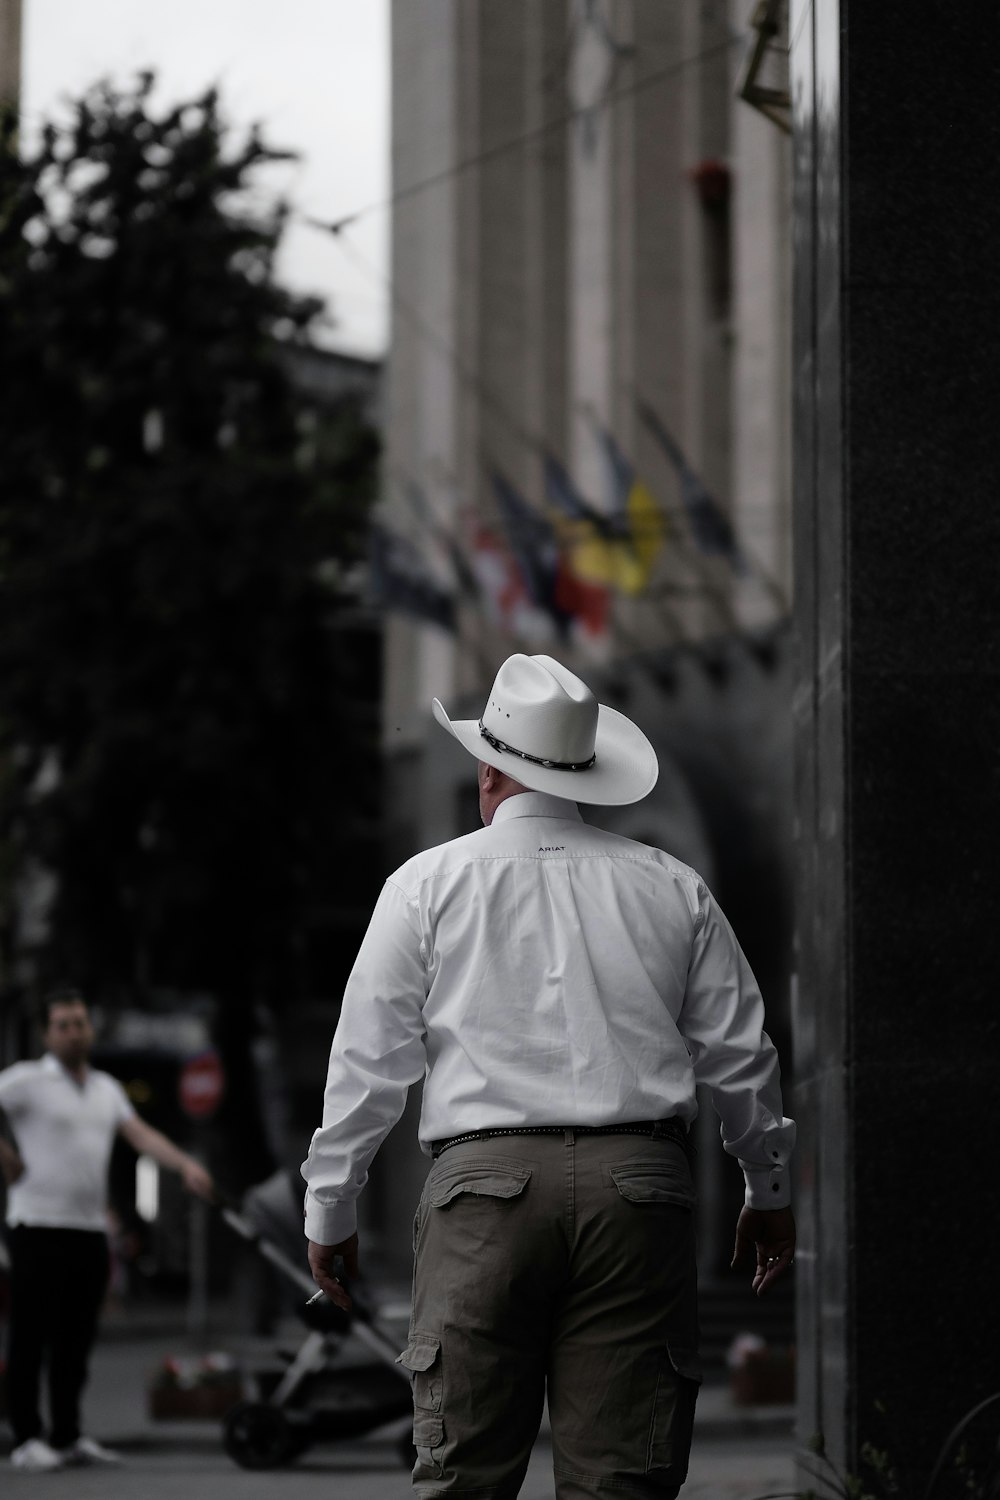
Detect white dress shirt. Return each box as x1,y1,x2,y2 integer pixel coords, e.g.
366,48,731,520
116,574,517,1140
0,1053,135,1231
302,792,795,1243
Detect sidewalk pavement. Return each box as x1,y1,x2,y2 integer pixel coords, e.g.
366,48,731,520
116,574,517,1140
2,1298,799,1497
91,1294,797,1439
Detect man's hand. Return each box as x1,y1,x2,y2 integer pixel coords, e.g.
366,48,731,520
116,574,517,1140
180,1158,216,1202
308,1233,359,1313
731,1205,796,1297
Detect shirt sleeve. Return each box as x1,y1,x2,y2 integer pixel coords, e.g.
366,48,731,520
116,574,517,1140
301,877,429,1244
107,1074,136,1126
678,882,796,1209
0,1064,29,1117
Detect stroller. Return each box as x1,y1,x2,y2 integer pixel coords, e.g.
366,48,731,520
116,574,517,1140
217,1172,415,1471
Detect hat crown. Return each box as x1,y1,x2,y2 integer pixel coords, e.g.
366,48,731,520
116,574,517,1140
482,655,598,766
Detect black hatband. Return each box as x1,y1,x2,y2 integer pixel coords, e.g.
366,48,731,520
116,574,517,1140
479,721,596,772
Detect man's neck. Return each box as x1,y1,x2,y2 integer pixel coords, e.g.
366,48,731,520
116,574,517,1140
52,1053,89,1084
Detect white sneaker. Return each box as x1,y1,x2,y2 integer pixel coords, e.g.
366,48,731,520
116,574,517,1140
58,1436,123,1466
10,1438,64,1471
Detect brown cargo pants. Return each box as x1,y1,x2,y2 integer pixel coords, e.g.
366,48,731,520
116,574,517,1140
397,1129,701,1499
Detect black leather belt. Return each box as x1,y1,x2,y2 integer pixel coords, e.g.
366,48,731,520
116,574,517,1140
431,1118,689,1160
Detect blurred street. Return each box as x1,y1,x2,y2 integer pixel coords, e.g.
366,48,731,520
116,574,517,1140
2,1300,797,1499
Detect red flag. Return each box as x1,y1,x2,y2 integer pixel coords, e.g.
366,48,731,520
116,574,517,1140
470,522,554,641
554,558,610,637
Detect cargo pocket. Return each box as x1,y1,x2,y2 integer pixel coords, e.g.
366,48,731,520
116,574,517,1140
647,1343,702,1479
411,1196,425,1254
610,1158,696,1211
428,1157,532,1209
396,1333,445,1479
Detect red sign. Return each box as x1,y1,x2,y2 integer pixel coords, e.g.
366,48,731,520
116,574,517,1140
178,1050,225,1119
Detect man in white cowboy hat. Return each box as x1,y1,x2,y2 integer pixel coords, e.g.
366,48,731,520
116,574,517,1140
302,653,795,1499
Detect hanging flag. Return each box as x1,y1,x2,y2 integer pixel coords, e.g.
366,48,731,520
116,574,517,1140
404,479,482,603
553,558,610,638
468,520,556,642
367,520,456,632
490,468,574,637
590,423,667,589
542,450,648,596
489,468,611,639
635,399,748,573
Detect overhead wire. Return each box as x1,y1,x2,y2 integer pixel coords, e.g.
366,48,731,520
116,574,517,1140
303,33,741,236
334,219,758,677
318,195,787,643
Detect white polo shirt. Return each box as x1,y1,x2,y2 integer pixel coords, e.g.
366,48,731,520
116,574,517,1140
0,1053,135,1231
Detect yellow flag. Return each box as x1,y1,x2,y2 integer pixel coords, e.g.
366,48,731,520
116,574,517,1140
626,478,667,582
553,483,665,596
543,444,667,596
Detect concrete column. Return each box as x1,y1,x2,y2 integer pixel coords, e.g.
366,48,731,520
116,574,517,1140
568,0,615,502
385,0,460,750
791,0,1000,1488
729,3,792,631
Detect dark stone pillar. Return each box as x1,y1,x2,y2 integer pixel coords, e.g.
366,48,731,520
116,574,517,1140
791,1,1000,1489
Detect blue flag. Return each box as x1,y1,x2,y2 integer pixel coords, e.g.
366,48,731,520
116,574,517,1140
404,480,481,603
490,469,572,636
368,520,456,632
636,399,748,573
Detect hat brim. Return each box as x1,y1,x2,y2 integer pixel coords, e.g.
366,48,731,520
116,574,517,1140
432,698,658,806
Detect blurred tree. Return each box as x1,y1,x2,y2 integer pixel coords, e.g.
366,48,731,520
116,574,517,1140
0,76,381,1186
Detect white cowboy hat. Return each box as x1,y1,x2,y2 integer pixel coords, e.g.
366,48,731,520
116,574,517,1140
432,653,658,806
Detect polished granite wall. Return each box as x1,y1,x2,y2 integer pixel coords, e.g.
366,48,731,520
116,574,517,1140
791,0,1000,1487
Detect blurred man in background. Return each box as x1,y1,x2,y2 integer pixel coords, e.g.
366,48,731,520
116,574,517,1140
0,985,215,1472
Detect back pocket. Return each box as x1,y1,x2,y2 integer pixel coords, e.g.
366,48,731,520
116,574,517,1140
429,1157,532,1209
610,1160,695,1211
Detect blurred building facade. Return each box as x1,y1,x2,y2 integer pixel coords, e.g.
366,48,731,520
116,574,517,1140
368,0,795,1337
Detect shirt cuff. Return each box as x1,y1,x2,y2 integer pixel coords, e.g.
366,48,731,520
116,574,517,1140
742,1164,791,1211
303,1191,358,1245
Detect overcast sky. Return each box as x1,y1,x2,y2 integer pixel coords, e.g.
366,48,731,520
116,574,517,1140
20,0,391,359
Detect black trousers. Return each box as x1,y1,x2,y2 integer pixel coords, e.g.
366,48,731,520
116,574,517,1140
7,1225,110,1449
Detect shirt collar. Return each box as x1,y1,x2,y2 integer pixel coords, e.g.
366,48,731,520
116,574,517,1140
491,791,583,826
41,1051,89,1084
